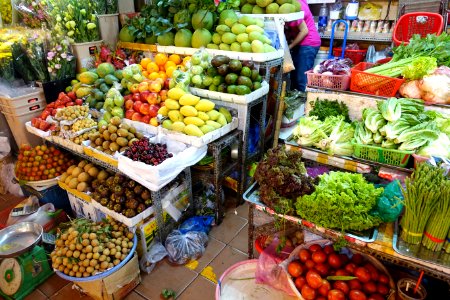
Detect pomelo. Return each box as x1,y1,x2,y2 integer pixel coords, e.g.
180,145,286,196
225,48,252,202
119,27,135,42
145,35,157,44
175,29,193,47
192,28,212,48
157,31,175,46
192,10,214,30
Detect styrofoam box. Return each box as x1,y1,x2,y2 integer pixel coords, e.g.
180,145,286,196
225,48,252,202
25,121,52,138
2,109,44,146
189,81,270,104
67,193,106,222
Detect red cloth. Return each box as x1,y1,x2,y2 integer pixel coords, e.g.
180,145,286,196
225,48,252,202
287,0,321,47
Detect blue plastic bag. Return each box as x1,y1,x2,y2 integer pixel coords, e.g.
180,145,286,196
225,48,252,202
179,216,214,234
372,180,404,222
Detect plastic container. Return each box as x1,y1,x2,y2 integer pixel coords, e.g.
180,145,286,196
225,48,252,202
393,12,444,46
98,14,119,48
0,89,45,108
318,4,329,33
333,48,367,64
397,278,427,300
2,109,44,147
412,154,429,168
71,40,103,72
306,70,351,90
350,62,405,97
41,77,74,104
21,184,72,215
352,140,413,167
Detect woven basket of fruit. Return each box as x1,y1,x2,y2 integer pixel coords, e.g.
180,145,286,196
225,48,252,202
283,239,396,300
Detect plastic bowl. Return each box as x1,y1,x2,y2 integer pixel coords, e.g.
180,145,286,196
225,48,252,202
397,278,427,300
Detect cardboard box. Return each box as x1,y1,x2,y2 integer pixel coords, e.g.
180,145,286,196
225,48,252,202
75,254,140,300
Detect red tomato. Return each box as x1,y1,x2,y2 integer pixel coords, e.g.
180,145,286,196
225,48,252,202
333,281,350,295
309,244,322,252
318,279,331,296
295,277,306,290
306,270,323,289
351,253,364,265
317,297,327,300
299,249,311,263
355,267,371,283
301,284,316,300
335,269,350,276
329,269,337,276
363,282,377,294
305,259,315,270
377,283,389,295
349,279,363,290
323,245,335,255
345,262,357,274
368,294,384,300
339,254,350,265
328,253,342,269
312,251,327,264
328,289,345,300
315,263,330,276
349,290,367,300
288,261,303,278
378,274,389,285
364,263,379,281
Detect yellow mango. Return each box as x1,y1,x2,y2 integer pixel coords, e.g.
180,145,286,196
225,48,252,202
179,94,200,106
206,120,222,129
200,125,215,134
168,110,183,122
162,120,173,130
183,117,205,126
158,106,169,116
165,99,180,110
206,110,220,121
217,114,227,126
167,87,186,100
171,121,186,132
183,124,204,137
180,105,198,117
195,99,215,112
219,107,232,123
198,112,210,121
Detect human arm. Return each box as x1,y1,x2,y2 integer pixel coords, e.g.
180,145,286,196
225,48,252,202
289,21,309,49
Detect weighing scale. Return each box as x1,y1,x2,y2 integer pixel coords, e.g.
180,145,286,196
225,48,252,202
0,222,53,300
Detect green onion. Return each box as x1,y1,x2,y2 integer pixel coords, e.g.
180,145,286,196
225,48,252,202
444,230,450,253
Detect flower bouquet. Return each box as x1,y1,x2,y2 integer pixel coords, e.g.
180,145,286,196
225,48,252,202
0,0,13,25
13,0,50,28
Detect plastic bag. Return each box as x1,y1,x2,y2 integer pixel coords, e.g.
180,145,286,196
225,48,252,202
139,241,168,274
282,37,295,74
179,216,214,234
7,202,56,226
165,230,208,265
358,2,382,21
371,180,404,222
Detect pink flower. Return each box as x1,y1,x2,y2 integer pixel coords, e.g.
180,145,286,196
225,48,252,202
55,64,61,69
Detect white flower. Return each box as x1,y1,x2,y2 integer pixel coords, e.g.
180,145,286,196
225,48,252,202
47,67,53,73
55,64,61,69
61,53,67,59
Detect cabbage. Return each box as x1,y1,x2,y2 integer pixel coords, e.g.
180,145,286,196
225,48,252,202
417,133,450,158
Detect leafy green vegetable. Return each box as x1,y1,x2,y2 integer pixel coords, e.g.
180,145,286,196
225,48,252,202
394,121,439,144
417,133,450,158
373,131,383,144
284,90,305,119
363,108,386,133
381,139,397,149
401,57,437,80
378,98,401,122
317,119,355,156
354,121,373,145
309,98,350,122
295,172,383,231
381,119,410,141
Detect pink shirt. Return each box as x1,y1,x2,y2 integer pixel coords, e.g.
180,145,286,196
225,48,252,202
288,0,321,47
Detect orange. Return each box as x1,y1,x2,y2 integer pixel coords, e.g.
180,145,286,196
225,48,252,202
149,72,159,80
142,70,149,78
165,66,176,78
158,71,168,81
154,53,168,66
140,57,151,69
164,61,176,70
182,56,191,66
146,62,159,73
168,54,182,65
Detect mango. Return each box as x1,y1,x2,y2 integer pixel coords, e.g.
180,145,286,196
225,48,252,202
241,42,252,52
198,112,210,121
207,44,220,49
200,125,215,134
219,107,232,123
219,43,231,51
165,99,180,110
264,44,277,52
230,42,241,52
217,114,228,126
195,99,215,112
255,18,265,28
183,117,205,126
236,33,249,44
206,110,220,121
251,40,265,53
246,25,265,34
183,124,204,137
212,33,222,45
216,24,231,35
179,94,200,106
248,31,263,42
167,87,186,100
206,120,222,129
180,105,198,117
158,106,169,116
162,120,173,130
239,16,257,26
171,121,186,132
231,23,247,35
168,110,183,122
222,32,237,44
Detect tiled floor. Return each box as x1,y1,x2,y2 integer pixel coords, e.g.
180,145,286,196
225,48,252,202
4,197,251,300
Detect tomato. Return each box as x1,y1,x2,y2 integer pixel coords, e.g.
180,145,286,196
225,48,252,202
333,281,350,295
345,262,357,274
317,297,327,300
301,284,316,300
306,270,323,289
335,269,350,276
315,263,330,276
328,253,342,269
378,274,389,285
328,289,346,300
305,259,315,270
312,251,327,264
309,244,322,252
349,290,367,300
377,283,389,295
355,267,371,283
351,253,364,265
299,249,311,263
295,277,306,290
349,279,363,290
368,293,384,300
288,261,303,277
318,279,331,296
363,282,377,294
363,263,379,281
323,245,335,255
339,254,350,265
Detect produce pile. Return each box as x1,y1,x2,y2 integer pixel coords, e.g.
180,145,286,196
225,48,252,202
60,160,103,193
287,243,392,300
51,218,134,278
124,137,173,166
312,58,353,76
254,146,317,214
240,0,302,14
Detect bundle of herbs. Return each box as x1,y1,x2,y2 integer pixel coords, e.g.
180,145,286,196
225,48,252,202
308,98,350,122
399,163,446,244
254,146,317,215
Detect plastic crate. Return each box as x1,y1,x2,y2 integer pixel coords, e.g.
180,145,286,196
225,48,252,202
2,109,44,147
352,140,413,167
0,89,44,107
350,62,405,97
306,70,351,91
393,12,444,46
333,48,367,64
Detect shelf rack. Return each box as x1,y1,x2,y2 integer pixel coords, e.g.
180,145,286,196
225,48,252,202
320,31,393,42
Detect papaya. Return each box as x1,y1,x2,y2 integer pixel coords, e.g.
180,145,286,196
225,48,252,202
97,63,115,78
79,71,98,84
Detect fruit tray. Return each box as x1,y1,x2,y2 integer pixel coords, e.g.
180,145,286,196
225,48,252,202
393,219,450,268
189,81,270,104
25,121,52,138
244,182,379,244
52,136,84,154
82,140,119,167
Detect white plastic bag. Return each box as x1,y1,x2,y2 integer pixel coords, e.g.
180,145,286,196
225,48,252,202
139,241,168,274
7,202,55,226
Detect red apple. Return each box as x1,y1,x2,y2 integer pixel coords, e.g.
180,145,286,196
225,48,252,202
141,115,150,124
140,90,150,102
164,78,171,89
159,90,168,101
132,93,141,102
146,92,159,105
125,99,134,110
75,99,83,105
66,101,74,106
125,109,134,119
148,104,159,118
131,112,143,122
124,94,133,101
140,103,150,115
133,101,143,112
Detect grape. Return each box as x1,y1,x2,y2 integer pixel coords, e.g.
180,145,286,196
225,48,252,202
124,137,173,166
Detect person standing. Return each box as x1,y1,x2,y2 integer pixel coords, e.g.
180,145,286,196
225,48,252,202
287,0,321,92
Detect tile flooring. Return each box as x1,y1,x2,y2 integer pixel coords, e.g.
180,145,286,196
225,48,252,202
12,201,251,300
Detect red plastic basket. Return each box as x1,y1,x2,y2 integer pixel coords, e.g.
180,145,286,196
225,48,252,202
393,12,444,46
333,48,368,64
306,70,351,91
350,62,405,97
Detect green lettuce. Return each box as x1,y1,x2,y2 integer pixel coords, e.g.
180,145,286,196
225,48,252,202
363,108,386,133
378,98,401,122
354,121,374,145
401,57,437,80
418,133,450,158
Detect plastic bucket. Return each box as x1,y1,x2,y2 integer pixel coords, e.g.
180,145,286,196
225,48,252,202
41,77,75,104
71,40,103,72
215,259,297,300
98,14,119,48
2,109,44,147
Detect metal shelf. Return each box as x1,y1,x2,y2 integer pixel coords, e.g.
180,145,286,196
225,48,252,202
320,31,393,42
